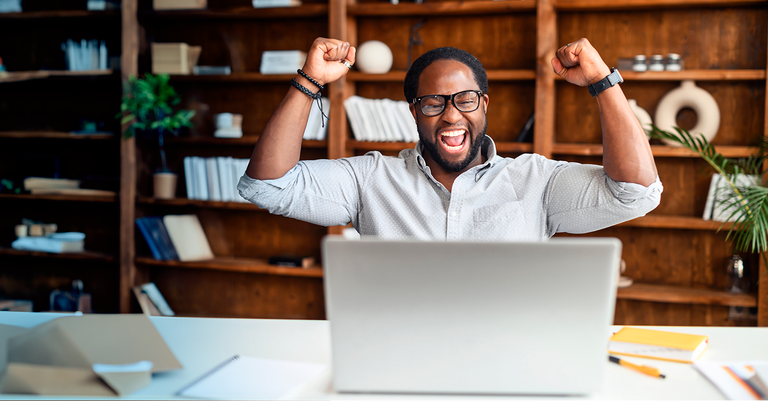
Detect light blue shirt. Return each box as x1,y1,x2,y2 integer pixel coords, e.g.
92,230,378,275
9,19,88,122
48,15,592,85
238,136,663,240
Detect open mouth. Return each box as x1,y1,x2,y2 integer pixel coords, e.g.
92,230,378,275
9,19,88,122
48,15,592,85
439,129,468,153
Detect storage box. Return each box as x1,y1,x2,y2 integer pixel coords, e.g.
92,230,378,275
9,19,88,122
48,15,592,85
153,0,206,10
151,43,201,75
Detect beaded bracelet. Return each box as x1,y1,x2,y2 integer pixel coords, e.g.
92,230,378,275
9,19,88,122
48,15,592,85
297,69,324,91
291,78,329,126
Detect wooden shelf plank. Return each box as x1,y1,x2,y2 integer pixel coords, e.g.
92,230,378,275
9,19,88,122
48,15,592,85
349,0,536,16
617,283,757,307
554,69,765,81
0,247,115,262
140,5,328,19
555,0,766,11
0,193,117,203
621,70,766,81
168,73,294,83
347,69,536,82
0,131,116,140
0,69,114,83
164,135,327,148
0,10,120,19
135,256,324,278
618,215,736,231
495,142,534,153
553,143,759,158
137,197,265,211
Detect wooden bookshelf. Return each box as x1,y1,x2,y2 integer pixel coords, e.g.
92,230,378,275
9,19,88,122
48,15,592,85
346,70,537,82
168,73,294,83
617,283,757,307
0,247,115,262
137,196,267,211
618,215,737,231
138,5,328,19
0,131,116,140
0,193,118,203
0,10,120,19
0,69,115,83
135,256,324,278
163,136,327,148
620,70,766,81
554,0,765,10
348,0,536,16
553,144,760,158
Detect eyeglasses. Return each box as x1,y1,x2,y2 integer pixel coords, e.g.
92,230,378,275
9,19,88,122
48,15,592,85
413,90,484,117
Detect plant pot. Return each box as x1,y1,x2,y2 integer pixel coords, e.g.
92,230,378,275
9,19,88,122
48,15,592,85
153,172,177,199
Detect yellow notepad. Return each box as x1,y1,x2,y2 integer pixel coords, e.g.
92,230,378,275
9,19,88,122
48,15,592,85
608,327,708,363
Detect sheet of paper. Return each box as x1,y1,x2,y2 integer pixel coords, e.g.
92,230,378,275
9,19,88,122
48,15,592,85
178,355,326,400
695,361,768,400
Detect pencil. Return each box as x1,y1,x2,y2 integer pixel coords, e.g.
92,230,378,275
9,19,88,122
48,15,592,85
609,355,666,379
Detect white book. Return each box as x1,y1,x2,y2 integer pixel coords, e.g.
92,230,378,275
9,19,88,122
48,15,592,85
351,97,374,142
372,99,396,142
206,158,222,202
390,100,413,143
315,97,330,141
381,98,405,142
363,99,385,141
163,214,214,262
216,157,233,202
343,96,365,141
252,0,302,8
711,174,759,223
260,51,306,74
396,101,419,142
303,97,322,141
183,157,196,200
194,157,209,201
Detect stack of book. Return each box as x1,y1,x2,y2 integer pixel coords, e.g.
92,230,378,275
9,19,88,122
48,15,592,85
23,177,115,197
183,156,249,202
252,0,301,8
61,39,108,71
702,173,759,222
303,97,330,141
343,96,419,142
260,51,306,74
135,215,214,262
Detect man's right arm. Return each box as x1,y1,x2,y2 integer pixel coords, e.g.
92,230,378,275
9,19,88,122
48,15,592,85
245,37,356,180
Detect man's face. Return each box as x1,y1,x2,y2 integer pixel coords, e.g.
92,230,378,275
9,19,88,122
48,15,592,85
410,59,489,174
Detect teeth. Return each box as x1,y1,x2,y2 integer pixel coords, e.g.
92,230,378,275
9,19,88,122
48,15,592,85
440,130,465,137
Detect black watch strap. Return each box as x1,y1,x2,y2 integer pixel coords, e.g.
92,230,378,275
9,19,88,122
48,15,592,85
588,68,623,97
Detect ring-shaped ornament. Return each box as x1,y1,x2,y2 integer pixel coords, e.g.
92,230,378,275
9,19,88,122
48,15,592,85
654,80,720,147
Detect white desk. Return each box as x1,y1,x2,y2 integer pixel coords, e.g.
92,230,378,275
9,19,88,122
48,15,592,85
2,312,767,400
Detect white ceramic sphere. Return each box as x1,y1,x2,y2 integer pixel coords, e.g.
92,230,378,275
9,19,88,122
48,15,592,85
355,40,393,74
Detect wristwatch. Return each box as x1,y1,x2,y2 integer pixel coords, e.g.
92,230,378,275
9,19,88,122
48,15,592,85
588,67,623,98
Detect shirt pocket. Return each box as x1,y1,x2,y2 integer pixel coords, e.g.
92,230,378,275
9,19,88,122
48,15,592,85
472,201,528,240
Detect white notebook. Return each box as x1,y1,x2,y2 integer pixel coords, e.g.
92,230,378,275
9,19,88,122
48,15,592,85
177,355,326,399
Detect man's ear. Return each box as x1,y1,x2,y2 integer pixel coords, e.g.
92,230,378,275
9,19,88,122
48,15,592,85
483,94,489,114
409,103,418,122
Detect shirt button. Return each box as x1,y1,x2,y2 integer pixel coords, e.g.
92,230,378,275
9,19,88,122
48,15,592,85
450,211,457,218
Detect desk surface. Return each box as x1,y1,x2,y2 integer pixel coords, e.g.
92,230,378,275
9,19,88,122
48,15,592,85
1,312,767,400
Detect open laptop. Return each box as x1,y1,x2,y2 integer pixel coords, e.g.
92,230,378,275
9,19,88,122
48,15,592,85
322,236,622,396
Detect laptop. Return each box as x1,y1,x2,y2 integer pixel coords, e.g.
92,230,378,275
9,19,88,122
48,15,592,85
322,236,622,396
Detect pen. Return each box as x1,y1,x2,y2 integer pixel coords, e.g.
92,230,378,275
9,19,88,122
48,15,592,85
609,355,666,379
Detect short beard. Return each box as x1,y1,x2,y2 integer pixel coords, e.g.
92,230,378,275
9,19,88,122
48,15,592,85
418,120,487,173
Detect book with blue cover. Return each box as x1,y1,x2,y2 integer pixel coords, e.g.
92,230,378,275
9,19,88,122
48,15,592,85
136,217,179,261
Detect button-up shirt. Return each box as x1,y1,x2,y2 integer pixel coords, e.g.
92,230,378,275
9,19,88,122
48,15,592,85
238,136,663,241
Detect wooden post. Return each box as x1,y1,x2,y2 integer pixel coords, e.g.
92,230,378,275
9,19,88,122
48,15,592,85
534,0,555,159
119,0,139,313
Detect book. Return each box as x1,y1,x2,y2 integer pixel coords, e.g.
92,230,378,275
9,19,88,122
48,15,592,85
344,96,365,141
206,158,221,201
135,217,179,261
177,355,326,399
608,327,708,363
23,177,80,190
710,174,759,223
11,233,85,254
192,65,231,75
163,214,214,262
251,0,302,8
28,188,116,197
139,282,175,316
183,156,196,200
268,255,316,268
259,50,306,74
695,361,768,400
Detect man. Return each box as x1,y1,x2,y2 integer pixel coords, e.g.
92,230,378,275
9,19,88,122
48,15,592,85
238,37,662,240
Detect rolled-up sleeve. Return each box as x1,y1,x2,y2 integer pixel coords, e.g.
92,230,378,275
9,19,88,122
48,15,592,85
238,157,372,227
544,162,663,235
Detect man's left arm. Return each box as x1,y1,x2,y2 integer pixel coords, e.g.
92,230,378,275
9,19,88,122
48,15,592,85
551,38,658,186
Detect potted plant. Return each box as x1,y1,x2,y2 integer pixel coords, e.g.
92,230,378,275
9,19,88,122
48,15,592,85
648,126,768,292
119,73,195,199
